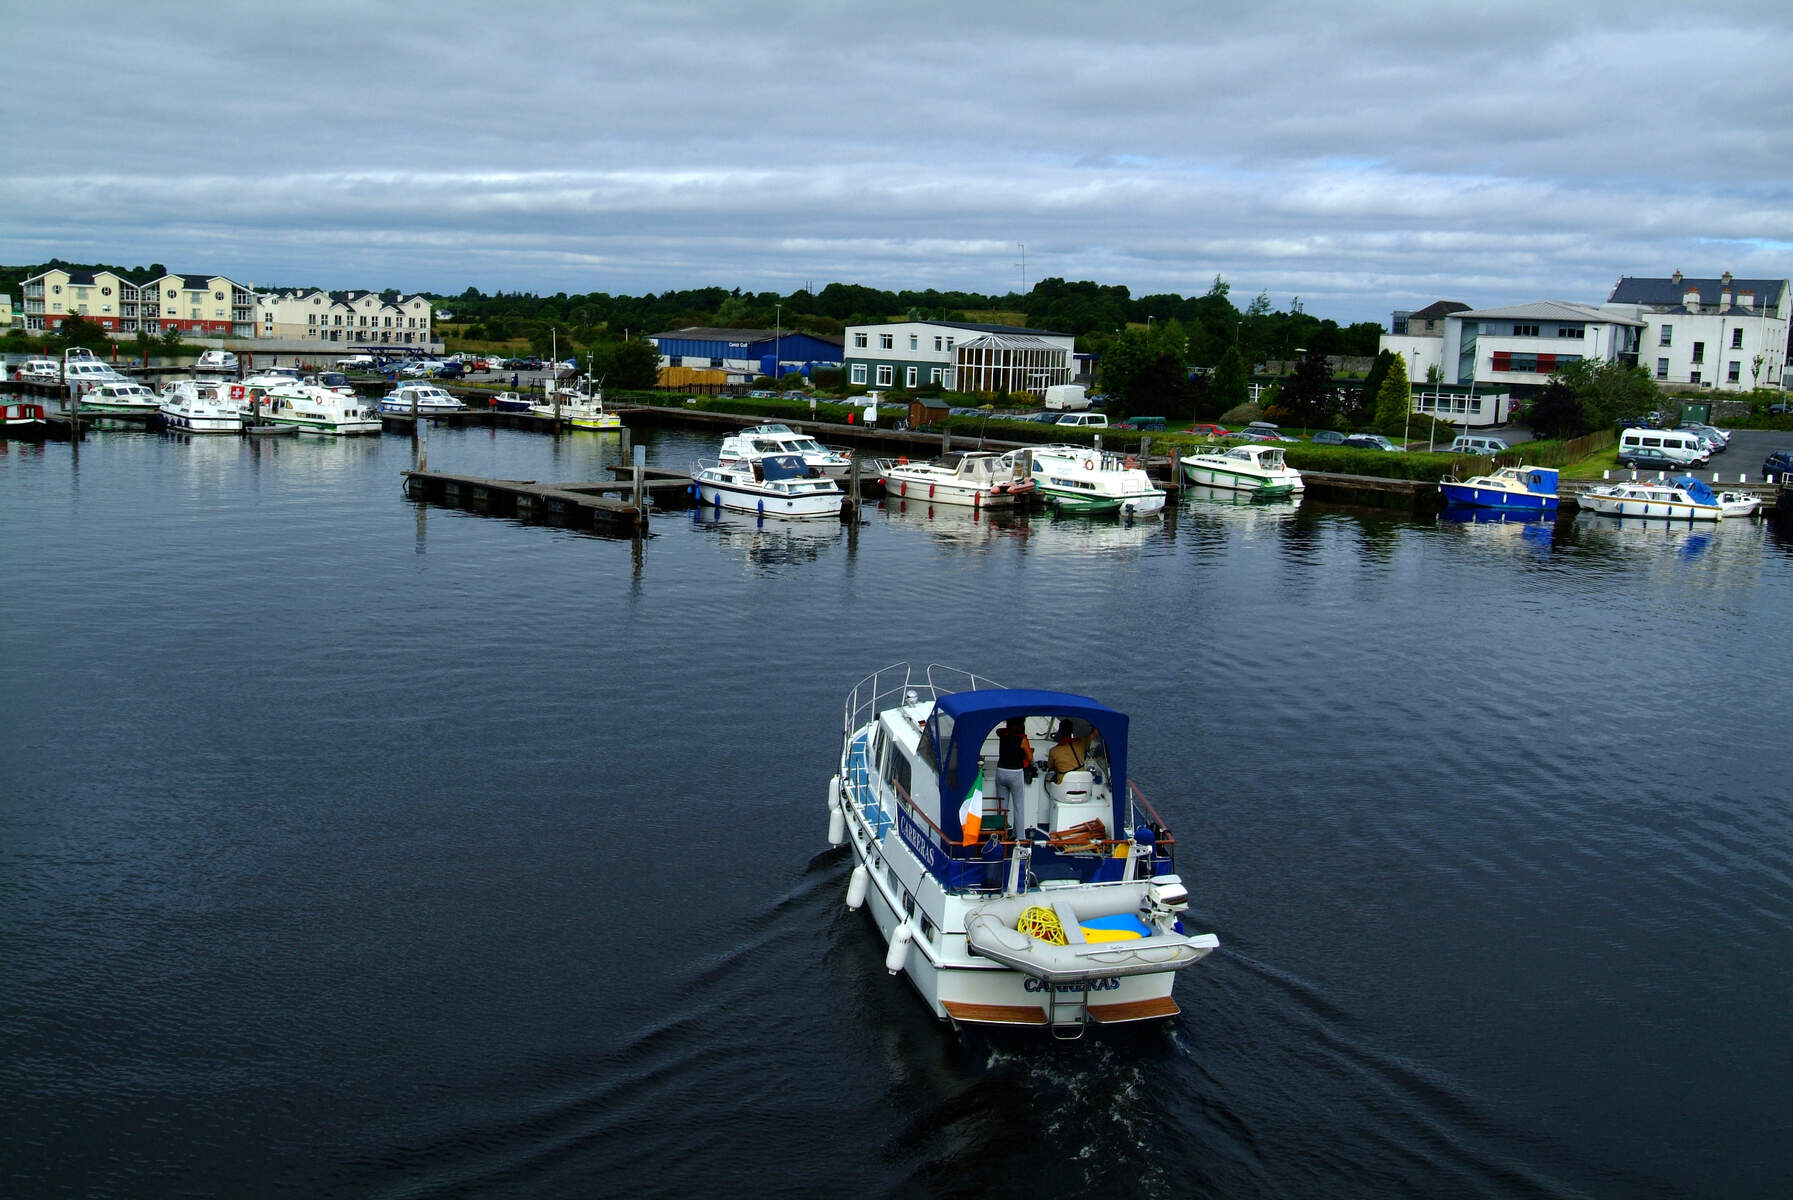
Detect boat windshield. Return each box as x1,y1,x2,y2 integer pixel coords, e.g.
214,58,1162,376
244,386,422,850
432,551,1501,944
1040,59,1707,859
759,454,812,482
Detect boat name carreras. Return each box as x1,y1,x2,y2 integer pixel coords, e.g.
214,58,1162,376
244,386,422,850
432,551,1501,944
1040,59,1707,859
830,663,1218,1035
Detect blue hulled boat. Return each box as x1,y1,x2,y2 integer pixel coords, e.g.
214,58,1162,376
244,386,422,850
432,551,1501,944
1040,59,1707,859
1439,464,1559,512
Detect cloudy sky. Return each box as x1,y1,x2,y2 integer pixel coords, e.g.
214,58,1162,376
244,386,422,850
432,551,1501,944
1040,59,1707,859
7,1,1790,323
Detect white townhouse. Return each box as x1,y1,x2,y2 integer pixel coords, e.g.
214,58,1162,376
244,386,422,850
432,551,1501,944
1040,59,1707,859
840,320,1077,396
257,288,435,346
1438,301,1644,390
1602,272,1788,392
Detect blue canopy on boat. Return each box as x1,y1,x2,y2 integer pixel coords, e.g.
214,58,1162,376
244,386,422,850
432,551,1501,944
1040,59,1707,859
1522,466,1558,494
928,688,1130,840
1669,476,1718,505
760,454,810,481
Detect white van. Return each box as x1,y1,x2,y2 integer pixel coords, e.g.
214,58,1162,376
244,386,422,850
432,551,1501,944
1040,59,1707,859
1043,384,1090,411
1048,412,1108,431
1448,434,1509,455
1618,427,1707,467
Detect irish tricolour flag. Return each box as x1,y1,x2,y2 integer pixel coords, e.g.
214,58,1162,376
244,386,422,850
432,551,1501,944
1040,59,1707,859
959,769,984,846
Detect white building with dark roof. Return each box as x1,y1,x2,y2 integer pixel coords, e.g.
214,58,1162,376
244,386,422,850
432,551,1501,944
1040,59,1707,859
1602,272,1788,391
256,288,434,346
1439,301,1644,390
839,320,1078,395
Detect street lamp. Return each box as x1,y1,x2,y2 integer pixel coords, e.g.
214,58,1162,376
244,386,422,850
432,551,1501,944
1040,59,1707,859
774,303,782,387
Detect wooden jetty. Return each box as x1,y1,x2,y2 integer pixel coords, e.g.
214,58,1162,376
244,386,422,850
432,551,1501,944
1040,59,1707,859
398,466,707,532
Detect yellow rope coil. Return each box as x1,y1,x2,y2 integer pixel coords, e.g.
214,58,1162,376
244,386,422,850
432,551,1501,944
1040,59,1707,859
1017,905,1067,945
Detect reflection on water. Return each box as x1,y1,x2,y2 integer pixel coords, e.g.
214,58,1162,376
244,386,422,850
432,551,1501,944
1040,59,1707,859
872,497,1031,549
690,506,843,571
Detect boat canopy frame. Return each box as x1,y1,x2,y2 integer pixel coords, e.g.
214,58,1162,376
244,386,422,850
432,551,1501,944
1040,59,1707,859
927,688,1130,842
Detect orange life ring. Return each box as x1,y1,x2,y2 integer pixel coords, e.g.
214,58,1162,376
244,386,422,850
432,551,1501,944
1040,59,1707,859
1083,458,1094,470
1124,457,1136,469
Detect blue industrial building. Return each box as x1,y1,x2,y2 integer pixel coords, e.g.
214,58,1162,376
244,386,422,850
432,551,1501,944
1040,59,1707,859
648,326,844,382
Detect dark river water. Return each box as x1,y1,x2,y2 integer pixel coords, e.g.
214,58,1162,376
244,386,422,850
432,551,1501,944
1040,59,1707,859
3,423,1791,1199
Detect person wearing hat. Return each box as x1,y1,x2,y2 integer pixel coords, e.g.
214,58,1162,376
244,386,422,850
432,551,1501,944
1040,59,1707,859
1046,719,1097,783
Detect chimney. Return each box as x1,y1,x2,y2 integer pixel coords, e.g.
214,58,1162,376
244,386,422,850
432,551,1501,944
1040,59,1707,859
1722,270,1733,286
1720,286,1733,313
1671,269,1683,285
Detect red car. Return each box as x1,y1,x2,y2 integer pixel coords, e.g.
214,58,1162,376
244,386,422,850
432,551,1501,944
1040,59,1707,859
1185,423,1230,438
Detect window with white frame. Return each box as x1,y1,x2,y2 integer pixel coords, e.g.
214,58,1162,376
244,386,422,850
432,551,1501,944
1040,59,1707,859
909,334,918,350
1731,328,1744,349
854,333,867,348
1692,341,1704,363
879,334,893,350
1656,358,1668,379
1727,361,1740,383
1659,325,1672,346
934,336,942,351
906,366,917,387
876,365,892,386
851,364,866,385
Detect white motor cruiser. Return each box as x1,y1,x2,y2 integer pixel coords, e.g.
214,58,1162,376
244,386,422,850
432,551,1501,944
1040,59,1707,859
879,451,1035,508
252,382,382,436
720,423,852,480
1179,443,1305,497
157,380,245,433
693,451,843,519
830,664,1218,1035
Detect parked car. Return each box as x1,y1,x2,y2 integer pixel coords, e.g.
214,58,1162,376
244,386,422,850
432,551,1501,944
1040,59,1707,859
1449,434,1510,455
1309,430,1347,446
1236,421,1296,443
1342,434,1400,451
1677,422,1729,449
1185,422,1230,438
1045,412,1109,432
433,361,466,379
1762,450,1793,482
1770,401,1789,415
1116,415,1166,431
336,354,376,371
746,389,776,398
1619,446,1697,472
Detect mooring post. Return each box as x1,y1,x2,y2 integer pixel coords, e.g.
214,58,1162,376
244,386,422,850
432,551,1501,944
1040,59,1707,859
941,428,951,454
849,452,862,508
410,386,419,438
417,411,428,472
631,443,647,529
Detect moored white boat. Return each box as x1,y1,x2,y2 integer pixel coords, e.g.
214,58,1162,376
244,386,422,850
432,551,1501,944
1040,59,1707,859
530,372,621,429
157,380,245,433
252,382,381,435
879,451,1035,508
1008,445,1165,516
720,423,852,479
1179,443,1304,496
82,380,162,414
693,451,843,518
379,382,466,416
1578,475,1733,521
831,664,1218,1034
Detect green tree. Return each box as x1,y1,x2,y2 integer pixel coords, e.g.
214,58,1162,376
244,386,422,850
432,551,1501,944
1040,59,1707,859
592,337,662,389
1373,352,1411,430
1210,344,1249,414
1553,359,1656,432
53,313,111,352
1524,378,1584,439
1270,351,1338,429
1095,328,1154,409
1355,349,1393,424
159,325,184,348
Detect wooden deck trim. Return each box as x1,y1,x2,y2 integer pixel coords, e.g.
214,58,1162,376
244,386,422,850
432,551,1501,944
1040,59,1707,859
1087,996,1179,1024
941,1001,1048,1026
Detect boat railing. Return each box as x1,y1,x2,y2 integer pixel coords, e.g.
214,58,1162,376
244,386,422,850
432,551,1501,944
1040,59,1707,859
1126,780,1176,850
843,662,925,741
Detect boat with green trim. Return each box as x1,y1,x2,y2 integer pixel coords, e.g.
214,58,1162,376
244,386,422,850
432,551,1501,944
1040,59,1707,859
1178,443,1304,497
1008,445,1165,516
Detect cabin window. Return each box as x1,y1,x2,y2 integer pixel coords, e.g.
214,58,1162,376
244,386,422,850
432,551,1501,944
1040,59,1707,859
888,749,912,800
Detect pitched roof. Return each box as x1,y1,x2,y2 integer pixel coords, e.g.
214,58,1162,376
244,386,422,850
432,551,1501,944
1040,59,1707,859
1408,300,1470,321
1457,300,1643,327
1609,275,1786,307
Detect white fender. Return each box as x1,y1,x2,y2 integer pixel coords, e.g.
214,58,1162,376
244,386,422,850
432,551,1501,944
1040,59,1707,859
827,805,846,847
885,921,913,975
846,865,868,910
